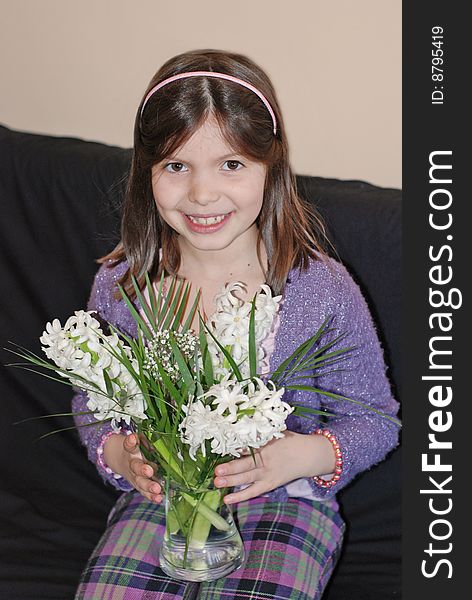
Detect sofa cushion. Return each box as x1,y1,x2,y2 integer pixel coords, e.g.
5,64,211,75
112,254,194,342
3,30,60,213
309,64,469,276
0,124,400,599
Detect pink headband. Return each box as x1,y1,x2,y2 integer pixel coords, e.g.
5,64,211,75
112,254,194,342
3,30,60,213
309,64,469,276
140,70,277,135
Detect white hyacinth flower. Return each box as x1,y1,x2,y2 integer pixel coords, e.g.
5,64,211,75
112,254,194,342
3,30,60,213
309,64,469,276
213,281,247,310
40,309,147,427
254,285,283,323
202,378,247,419
39,319,65,346
180,376,291,460
212,303,252,338
207,280,283,378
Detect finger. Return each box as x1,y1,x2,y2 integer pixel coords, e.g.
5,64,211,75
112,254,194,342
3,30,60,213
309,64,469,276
123,433,140,454
146,460,159,474
146,462,161,485
136,475,162,497
130,458,153,479
135,476,163,503
215,455,259,477
215,467,261,490
224,481,266,505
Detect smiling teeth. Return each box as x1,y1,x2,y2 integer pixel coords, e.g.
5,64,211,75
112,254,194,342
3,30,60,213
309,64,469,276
187,214,227,225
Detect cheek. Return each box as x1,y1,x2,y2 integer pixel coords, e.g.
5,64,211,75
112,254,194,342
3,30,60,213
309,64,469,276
150,177,160,207
151,169,178,209
150,183,173,225
235,172,264,204
153,203,178,233
243,170,266,213
243,187,265,217
152,181,176,213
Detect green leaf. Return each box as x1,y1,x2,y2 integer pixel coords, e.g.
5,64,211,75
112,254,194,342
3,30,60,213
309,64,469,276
167,279,189,330
144,272,160,324
168,332,194,392
151,435,185,481
289,404,336,418
117,283,153,340
249,446,257,468
295,343,354,368
181,286,201,332
283,339,340,381
167,280,199,332
203,322,243,382
131,274,157,334
248,296,257,379
32,417,113,442
162,278,187,330
269,319,333,384
107,323,137,349
160,275,178,327
102,369,115,398
156,363,184,407
14,410,95,425
285,384,401,426
5,349,107,397
199,319,214,385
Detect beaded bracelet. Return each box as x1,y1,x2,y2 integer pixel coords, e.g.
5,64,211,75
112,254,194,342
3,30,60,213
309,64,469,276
97,429,132,480
311,428,343,489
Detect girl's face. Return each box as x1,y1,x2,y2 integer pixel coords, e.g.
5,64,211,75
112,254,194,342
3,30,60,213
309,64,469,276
151,116,267,260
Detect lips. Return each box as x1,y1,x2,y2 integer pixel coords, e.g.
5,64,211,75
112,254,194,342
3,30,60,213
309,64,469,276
182,211,233,233
186,213,228,225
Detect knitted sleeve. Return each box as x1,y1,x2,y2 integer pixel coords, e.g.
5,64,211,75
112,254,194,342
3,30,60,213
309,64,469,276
71,262,133,492
306,260,400,499
267,258,400,502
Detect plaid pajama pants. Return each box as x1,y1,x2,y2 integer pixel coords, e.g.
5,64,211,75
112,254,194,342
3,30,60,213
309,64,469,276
75,491,345,600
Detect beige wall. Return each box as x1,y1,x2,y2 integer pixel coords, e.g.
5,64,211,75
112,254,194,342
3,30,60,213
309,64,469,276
0,0,401,189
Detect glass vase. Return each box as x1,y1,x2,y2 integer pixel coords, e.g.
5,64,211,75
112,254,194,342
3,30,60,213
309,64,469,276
159,479,245,582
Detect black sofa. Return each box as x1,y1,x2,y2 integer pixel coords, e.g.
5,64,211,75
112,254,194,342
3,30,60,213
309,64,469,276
0,124,401,599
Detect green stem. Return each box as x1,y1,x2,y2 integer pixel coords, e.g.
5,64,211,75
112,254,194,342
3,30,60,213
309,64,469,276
167,497,193,536
181,491,230,532
151,437,185,481
188,490,222,550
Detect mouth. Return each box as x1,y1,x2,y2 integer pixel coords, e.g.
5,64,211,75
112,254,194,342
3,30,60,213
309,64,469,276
185,213,230,225
182,211,233,232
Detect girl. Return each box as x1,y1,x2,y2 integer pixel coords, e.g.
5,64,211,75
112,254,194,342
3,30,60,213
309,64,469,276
72,49,399,599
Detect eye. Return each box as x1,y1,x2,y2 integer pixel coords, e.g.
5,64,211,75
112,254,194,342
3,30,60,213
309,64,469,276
164,162,187,173
223,160,244,171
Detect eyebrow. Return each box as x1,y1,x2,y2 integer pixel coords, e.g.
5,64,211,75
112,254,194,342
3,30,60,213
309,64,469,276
164,152,243,163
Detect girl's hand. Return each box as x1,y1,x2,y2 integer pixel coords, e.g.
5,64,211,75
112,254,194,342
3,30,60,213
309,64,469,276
104,433,162,503
214,431,336,504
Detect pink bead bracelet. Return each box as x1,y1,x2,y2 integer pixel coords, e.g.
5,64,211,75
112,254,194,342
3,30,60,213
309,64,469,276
97,429,132,480
311,428,344,489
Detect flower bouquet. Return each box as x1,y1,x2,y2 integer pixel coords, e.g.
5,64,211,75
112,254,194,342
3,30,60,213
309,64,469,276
8,273,394,581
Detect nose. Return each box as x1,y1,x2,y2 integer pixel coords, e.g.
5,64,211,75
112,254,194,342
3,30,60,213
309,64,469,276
188,171,220,205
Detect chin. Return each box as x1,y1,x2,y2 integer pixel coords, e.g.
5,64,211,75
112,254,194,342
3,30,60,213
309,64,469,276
188,239,234,252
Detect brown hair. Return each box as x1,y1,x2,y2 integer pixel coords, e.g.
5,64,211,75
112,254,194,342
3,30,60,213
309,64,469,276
100,49,328,299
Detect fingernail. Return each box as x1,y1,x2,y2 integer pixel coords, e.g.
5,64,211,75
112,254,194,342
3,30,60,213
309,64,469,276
216,467,226,476
216,477,227,487
224,495,234,504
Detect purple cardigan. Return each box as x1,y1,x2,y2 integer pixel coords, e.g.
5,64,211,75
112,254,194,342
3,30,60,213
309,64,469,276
72,256,400,501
